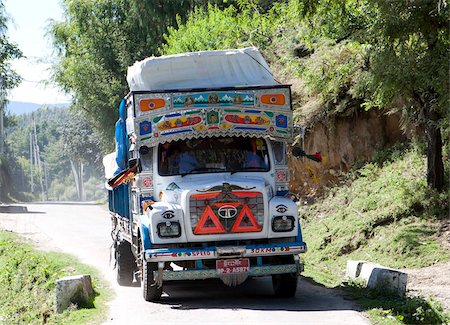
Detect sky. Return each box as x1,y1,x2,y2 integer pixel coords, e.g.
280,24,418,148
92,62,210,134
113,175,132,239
5,0,71,104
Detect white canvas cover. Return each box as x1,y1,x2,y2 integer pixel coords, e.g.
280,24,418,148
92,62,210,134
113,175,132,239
127,47,277,91
103,152,118,179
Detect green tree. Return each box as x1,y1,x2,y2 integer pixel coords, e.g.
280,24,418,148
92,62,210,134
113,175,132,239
0,1,22,91
299,0,448,191
49,0,226,150
365,0,448,191
60,111,102,201
0,0,22,202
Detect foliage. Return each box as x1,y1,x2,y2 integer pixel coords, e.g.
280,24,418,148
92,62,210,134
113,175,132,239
5,107,104,201
161,5,243,54
160,1,300,55
343,281,450,325
0,1,22,92
49,0,226,150
0,0,23,202
47,176,105,202
0,230,111,324
301,145,449,287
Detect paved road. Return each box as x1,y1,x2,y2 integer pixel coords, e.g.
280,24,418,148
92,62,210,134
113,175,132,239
0,204,369,325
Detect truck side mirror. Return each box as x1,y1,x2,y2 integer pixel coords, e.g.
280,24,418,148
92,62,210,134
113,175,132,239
291,147,304,158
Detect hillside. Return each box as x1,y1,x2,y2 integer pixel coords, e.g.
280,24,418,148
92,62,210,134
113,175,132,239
6,101,69,115
299,144,449,323
301,144,449,283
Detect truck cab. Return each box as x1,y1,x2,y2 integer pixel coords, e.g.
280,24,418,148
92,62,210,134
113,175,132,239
106,48,306,301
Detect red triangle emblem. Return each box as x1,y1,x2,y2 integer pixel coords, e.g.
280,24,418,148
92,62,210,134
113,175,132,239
230,205,262,233
193,205,226,235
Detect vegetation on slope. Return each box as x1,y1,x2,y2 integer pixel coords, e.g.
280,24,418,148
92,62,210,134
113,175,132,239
0,231,111,324
301,144,449,286
300,144,449,324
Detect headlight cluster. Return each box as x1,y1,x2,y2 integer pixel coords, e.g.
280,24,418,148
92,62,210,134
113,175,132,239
272,216,295,232
157,221,181,238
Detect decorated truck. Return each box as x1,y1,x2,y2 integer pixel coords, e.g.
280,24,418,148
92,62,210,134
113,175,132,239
104,48,307,301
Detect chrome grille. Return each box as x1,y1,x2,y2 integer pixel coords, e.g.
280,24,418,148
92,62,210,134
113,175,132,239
189,191,264,235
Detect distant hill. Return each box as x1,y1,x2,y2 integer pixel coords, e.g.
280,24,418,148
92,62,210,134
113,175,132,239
6,101,70,115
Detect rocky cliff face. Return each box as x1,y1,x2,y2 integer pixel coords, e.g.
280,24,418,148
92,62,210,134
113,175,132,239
288,110,407,197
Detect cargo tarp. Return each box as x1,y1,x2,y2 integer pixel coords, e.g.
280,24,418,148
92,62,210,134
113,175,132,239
127,47,277,92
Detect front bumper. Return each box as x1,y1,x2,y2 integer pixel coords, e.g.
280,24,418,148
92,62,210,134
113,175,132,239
144,242,306,262
145,242,306,282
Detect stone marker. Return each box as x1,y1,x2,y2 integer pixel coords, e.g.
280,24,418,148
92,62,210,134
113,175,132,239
56,274,94,313
346,260,408,296
345,260,365,278
0,205,28,213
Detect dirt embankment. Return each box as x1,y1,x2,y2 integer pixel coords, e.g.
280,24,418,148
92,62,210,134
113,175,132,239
288,110,408,197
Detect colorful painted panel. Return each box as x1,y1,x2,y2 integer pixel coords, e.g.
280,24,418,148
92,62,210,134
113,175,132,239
224,114,270,126
139,120,152,135
157,116,202,131
134,87,293,146
275,114,288,128
275,168,289,182
173,92,254,108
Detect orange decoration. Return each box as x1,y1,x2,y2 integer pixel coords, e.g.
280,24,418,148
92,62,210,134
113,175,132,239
231,191,261,198
260,94,286,106
230,205,262,233
193,206,226,235
191,192,221,200
140,98,165,111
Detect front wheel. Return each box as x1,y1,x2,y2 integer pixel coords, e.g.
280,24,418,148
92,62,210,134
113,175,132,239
115,240,136,286
272,273,298,298
142,261,163,301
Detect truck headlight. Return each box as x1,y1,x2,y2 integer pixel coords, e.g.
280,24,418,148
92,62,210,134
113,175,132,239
272,216,295,232
157,221,181,238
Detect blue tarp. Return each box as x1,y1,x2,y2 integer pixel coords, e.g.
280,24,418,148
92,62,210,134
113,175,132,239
115,99,128,174
109,99,131,219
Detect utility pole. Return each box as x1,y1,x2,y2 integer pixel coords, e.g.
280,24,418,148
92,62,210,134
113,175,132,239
30,133,34,193
33,119,45,200
0,76,5,155
44,162,48,201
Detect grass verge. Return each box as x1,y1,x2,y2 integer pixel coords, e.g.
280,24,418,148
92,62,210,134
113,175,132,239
0,230,112,324
299,144,449,324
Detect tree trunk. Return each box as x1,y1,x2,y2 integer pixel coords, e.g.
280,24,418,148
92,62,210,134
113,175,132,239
425,111,444,191
70,160,81,200
79,162,85,201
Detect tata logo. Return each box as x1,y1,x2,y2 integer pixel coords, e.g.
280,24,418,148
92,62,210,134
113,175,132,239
217,205,238,219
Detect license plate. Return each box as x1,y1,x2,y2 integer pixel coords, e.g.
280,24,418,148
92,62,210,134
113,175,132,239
216,258,250,274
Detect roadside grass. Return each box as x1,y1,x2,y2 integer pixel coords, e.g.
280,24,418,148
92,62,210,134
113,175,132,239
343,281,449,325
299,144,449,324
0,230,112,324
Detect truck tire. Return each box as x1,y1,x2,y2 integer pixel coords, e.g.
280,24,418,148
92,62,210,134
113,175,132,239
272,273,298,298
142,261,163,301
116,240,136,286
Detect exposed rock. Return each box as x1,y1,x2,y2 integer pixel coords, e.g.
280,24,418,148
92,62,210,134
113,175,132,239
55,274,94,313
346,260,408,296
289,110,410,197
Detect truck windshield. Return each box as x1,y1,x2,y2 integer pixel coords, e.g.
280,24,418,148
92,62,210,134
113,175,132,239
158,137,270,176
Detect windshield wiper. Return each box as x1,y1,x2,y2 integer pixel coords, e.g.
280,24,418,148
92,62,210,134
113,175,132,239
230,167,267,175
180,167,225,177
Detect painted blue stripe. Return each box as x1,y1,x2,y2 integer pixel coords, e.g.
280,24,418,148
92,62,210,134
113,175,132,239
244,110,261,113
146,242,306,255
165,113,182,118
235,126,267,131
162,129,193,136
257,256,263,266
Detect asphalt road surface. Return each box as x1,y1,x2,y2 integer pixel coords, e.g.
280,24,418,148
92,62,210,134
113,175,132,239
0,204,369,325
